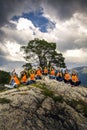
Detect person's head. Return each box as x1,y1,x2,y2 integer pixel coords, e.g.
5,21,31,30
51,67,54,70
31,70,35,74
72,70,77,75
13,73,16,78
65,69,68,73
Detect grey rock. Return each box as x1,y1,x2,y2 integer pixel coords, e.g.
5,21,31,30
0,77,87,130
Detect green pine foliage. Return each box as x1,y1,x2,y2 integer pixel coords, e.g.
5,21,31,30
21,38,66,68
0,70,11,84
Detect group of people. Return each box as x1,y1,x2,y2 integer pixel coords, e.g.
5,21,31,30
5,66,81,88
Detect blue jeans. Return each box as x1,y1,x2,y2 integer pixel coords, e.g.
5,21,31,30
49,75,55,79
26,80,36,85
35,76,42,80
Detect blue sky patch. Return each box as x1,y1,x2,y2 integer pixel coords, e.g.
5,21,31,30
12,8,55,32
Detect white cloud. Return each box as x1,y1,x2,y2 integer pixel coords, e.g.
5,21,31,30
16,18,35,30
3,41,24,62
0,12,87,69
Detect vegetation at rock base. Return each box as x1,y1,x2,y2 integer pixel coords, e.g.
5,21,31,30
0,98,11,104
21,38,66,68
32,83,64,103
66,99,87,117
0,70,11,84
52,95,64,103
32,82,87,117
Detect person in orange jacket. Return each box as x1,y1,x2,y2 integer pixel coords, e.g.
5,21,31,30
49,67,55,79
20,72,27,84
13,73,20,86
26,70,36,85
64,69,71,83
5,73,20,88
35,67,42,79
71,71,81,86
56,70,63,81
43,67,48,76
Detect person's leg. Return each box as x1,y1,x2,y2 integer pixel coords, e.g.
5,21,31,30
64,79,67,83
26,80,36,85
39,76,42,79
52,76,55,79
64,79,70,84
5,84,14,88
75,81,81,86
13,83,18,88
59,77,63,81
56,76,59,81
32,80,36,84
49,75,52,79
10,79,15,85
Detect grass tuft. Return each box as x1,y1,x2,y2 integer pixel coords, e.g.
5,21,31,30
0,98,11,104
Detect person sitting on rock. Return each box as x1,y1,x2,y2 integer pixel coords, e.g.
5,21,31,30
35,67,42,79
20,71,27,84
56,70,63,81
71,70,81,87
43,67,48,76
5,73,20,88
26,70,36,85
64,69,71,83
49,67,55,79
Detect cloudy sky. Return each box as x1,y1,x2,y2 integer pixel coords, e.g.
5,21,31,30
0,0,87,73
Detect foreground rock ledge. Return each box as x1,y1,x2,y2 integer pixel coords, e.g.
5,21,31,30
0,77,87,130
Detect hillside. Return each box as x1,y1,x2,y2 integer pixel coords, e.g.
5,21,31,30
0,77,87,130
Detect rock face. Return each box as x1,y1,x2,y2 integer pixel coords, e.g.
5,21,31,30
0,76,87,130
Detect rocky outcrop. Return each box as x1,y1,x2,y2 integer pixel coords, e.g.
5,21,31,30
0,76,87,130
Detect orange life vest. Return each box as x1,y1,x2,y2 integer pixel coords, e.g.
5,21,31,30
64,73,71,80
36,70,42,76
50,70,55,76
44,68,48,74
13,76,20,85
21,74,27,82
30,74,35,80
72,75,79,82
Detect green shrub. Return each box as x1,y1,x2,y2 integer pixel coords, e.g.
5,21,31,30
66,99,87,117
0,70,11,84
0,98,11,104
53,95,64,103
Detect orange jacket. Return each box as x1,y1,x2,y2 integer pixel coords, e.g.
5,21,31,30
44,68,48,74
13,76,20,85
30,74,35,80
50,70,55,76
21,74,27,82
64,73,71,80
72,75,79,82
36,70,42,76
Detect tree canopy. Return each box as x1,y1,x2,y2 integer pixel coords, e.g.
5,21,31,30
0,70,11,84
21,38,66,68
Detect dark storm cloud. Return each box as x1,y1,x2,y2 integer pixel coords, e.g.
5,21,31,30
0,56,9,66
0,30,5,42
0,0,87,27
0,0,40,27
43,0,87,20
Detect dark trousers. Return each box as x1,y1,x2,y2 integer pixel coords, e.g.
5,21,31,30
26,80,36,85
70,81,81,86
64,79,71,84
35,76,42,80
56,77,63,81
